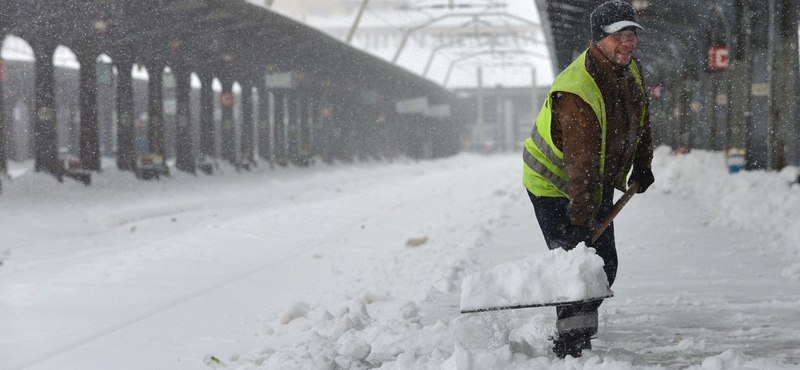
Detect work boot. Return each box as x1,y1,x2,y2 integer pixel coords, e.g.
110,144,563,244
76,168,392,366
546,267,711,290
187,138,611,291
552,336,569,358
552,332,592,358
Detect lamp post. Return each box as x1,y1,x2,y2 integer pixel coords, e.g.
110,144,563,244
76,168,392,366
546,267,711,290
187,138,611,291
346,0,370,43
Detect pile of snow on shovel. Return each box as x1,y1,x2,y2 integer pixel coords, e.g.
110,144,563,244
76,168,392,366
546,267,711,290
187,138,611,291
460,244,612,312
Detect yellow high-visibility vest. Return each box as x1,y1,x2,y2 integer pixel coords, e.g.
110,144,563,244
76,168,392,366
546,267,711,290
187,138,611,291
523,49,645,200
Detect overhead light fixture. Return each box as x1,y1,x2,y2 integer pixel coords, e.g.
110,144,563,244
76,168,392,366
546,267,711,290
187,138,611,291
169,39,182,52
93,19,109,35
632,0,650,13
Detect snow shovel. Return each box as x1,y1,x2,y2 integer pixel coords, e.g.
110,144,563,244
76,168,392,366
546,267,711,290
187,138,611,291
590,181,640,243
460,296,612,313
459,182,640,314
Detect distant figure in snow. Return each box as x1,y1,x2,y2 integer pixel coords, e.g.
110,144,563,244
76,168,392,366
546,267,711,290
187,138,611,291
521,0,655,358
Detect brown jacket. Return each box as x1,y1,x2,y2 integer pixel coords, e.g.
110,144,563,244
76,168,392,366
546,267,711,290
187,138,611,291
550,45,653,226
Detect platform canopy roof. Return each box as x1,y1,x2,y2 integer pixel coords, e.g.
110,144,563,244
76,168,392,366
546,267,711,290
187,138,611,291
0,0,452,103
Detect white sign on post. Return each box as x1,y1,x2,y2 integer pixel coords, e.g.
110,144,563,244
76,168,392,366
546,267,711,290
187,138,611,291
266,72,295,89
395,97,428,114
425,104,451,118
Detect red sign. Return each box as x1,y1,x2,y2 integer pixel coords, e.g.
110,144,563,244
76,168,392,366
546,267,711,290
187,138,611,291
650,83,662,99
709,46,728,71
220,92,235,107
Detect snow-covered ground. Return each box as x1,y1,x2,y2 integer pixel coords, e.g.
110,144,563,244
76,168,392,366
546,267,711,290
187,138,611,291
1,147,799,370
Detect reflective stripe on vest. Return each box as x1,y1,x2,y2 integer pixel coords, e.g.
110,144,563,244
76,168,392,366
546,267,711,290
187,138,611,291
531,126,565,169
523,135,568,192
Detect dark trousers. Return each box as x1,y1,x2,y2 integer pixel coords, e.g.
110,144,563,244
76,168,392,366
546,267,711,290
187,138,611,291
527,186,618,337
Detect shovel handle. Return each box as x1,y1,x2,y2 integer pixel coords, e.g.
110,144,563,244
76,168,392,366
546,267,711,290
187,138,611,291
591,182,640,243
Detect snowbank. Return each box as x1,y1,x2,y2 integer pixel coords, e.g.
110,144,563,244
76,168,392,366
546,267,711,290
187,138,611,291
226,148,800,370
653,146,800,273
460,244,612,312
4,148,799,370
227,148,800,370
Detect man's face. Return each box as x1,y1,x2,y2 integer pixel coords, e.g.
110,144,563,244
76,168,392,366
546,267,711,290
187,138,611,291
595,29,637,67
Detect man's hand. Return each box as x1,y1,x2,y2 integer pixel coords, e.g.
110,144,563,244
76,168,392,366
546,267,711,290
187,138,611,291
628,168,654,193
570,225,593,247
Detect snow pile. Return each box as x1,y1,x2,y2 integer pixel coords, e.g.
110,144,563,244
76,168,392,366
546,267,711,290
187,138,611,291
653,146,800,266
686,349,794,370
223,149,800,370
237,297,669,370
4,149,800,370
460,244,612,312
237,300,800,370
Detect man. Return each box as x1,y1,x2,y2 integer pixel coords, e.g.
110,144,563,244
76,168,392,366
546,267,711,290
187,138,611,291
522,0,655,358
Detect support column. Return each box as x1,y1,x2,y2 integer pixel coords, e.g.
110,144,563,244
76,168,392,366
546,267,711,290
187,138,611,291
377,102,395,159
311,85,328,162
706,12,730,152
407,113,424,160
726,0,751,162
476,67,484,151
337,98,356,161
198,73,215,169
317,96,334,164
289,93,303,165
305,99,315,160
689,70,708,150
676,66,692,150
495,88,503,152
240,84,255,165
0,26,5,183
745,1,770,170
220,80,236,164
503,99,514,152
76,52,101,171
273,90,287,166
257,88,273,163
0,33,7,174
283,91,292,165
332,103,345,160
708,71,728,151
174,67,194,174
319,102,334,163
115,58,136,171
664,70,682,149
773,0,800,167
32,43,59,175
147,63,166,159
